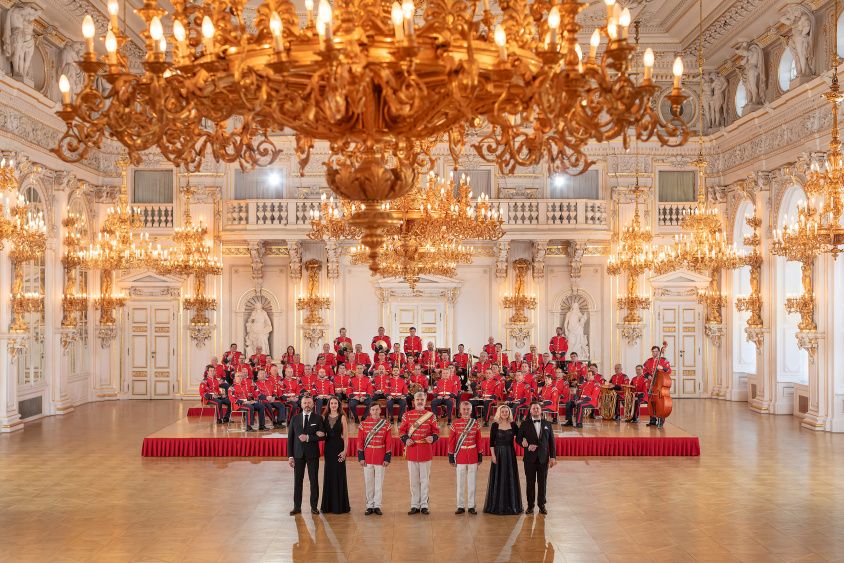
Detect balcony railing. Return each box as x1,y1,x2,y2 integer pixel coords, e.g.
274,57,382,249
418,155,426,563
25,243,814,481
134,204,174,228
657,203,696,227
224,199,610,229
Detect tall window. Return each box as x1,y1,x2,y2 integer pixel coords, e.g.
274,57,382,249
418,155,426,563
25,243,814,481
133,170,173,204
17,186,45,386
658,171,696,202
733,203,756,374
233,167,287,199
778,50,796,91
68,199,89,376
777,187,809,384
735,82,747,117
548,170,600,199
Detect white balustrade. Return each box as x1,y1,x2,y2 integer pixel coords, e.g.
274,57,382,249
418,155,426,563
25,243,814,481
134,204,174,228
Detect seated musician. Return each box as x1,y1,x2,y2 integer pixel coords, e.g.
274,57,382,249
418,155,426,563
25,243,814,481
200,366,229,423
482,337,496,357
609,364,629,421
267,364,282,386
421,342,437,375
314,354,335,379
407,364,429,402
538,373,560,415
549,326,568,368
403,327,422,361
552,368,571,404
589,364,605,385
629,364,648,423
371,326,392,356
490,343,509,374
287,354,306,378
348,364,374,424
352,344,372,373
333,364,352,403
524,344,541,373
301,364,318,390
400,356,417,377
435,351,451,380
470,352,492,393
452,344,470,391
279,366,304,423
252,369,275,431
333,327,353,363
228,371,262,432
370,351,391,376
268,369,288,428
313,368,335,415
319,343,337,367
281,345,296,366
368,366,390,420
250,345,271,371
388,343,406,371
222,343,243,367
563,370,600,428
470,368,502,427
567,352,587,382
506,371,533,421
508,352,523,375
540,353,557,381
385,366,409,424
209,356,228,387
431,367,458,423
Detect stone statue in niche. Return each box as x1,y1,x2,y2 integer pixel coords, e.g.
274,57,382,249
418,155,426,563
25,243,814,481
734,41,766,110
702,73,715,129
710,73,728,128
59,42,85,97
564,299,590,360
246,301,272,357
780,5,813,79
2,2,42,83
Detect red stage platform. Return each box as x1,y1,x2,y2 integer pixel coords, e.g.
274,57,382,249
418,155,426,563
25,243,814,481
144,410,700,458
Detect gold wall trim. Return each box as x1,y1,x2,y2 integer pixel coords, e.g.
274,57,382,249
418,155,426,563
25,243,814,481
132,327,146,332
1,420,24,428
663,327,676,332
683,370,696,376
154,327,170,333
683,327,696,333
132,371,146,377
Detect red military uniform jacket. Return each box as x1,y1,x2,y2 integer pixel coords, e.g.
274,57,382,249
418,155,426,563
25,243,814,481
400,363,417,376
399,409,439,462
643,357,671,377
371,335,393,352
353,352,372,366
471,361,491,376
349,376,373,399
435,360,452,372
453,353,470,369
404,335,422,356
489,352,509,367
388,351,406,367
371,373,390,394
549,336,569,357
420,350,437,369
315,364,335,378
477,378,501,399
253,380,274,401
371,361,391,374
611,373,629,397
250,354,269,367
539,384,559,405
200,377,220,397
508,381,533,402
408,373,429,392
579,380,601,406
567,361,587,380
333,336,352,356
281,352,296,365
357,419,393,465
631,374,650,397
212,364,226,379
523,372,539,391
483,343,496,356
223,351,243,366
448,418,482,464
313,378,335,398
553,378,571,402
541,363,556,379
301,374,318,391
268,375,282,392
318,352,337,367
287,362,305,377
333,374,352,393
280,379,302,399
386,376,409,398
433,378,458,398
524,352,541,370
228,381,252,404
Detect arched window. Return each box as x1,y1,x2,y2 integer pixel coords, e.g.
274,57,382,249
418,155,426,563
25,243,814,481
778,50,796,91
733,202,756,374
837,11,844,58
68,199,90,375
735,82,747,117
776,186,809,384
16,185,46,387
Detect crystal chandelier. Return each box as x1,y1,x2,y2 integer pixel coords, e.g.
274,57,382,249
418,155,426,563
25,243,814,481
501,258,537,323
296,259,332,324
54,0,689,267
735,215,763,328
0,158,16,191
61,213,89,328
8,203,47,333
351,238,473,288
607,189,654,323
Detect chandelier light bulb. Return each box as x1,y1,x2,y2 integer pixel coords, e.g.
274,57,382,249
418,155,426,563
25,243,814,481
107,0,119,30
574,43,583,61
391,2,404,40
305,0,314,21
589,29,600,59
82,15,95,53
643,47,654,80
270,12,284,52
150,16,164,42
173,20,186,42
620,7,631,38
673,57,684,88
59,74,70,103
105,30,118,64
202,16,216,53
607,20,618,40
494,25,507,62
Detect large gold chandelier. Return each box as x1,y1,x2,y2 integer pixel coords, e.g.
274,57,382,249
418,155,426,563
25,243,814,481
7,200,47,333
54,0,689,268
607,187,654,323
61,213,89,328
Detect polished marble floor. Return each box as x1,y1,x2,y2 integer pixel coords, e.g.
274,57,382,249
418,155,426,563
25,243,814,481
1,399,843,562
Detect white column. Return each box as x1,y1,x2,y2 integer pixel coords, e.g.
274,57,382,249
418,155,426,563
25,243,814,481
46,234,74,415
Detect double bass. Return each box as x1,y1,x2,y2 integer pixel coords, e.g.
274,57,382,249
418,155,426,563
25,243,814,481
647,340,672,420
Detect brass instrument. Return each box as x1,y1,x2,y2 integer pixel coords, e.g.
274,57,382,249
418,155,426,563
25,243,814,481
338,341,352,355
467,348,481,382
374,339,389,354
409,382,423,395
598,386,617,420
621,384,637,421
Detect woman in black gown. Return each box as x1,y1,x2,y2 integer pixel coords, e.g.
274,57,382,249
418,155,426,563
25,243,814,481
483,405,523,515
320,397,351,514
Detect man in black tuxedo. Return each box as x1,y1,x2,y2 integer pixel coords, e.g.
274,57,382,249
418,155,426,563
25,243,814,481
517,401,557,514
287,396,326,515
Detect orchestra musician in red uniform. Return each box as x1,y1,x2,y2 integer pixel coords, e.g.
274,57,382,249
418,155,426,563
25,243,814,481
267,370,288,428
314,355,335,379
589,364,605,385
403,327,423,361
483,337,497,357
470,369,502,426
643,345,672,427
420,342,437,375
252,369,275,430
489,343,509,373
552,368,571,404
312,368,335,415
351,344,372,372
200,367,229,423
407,364,429,399
629,364,648,423
538,374,560,417
318,343,337,367
333,364,352,403
609,364,629,420
388,343,406,370
430,371,459,423
453,344,470,390
249,345,270,369
371,327,392,355
563,370,600,428
228,371,262,432
470,352,492,393
222,343,243,368
400,393,439,515
209,356,227,382
524,344,541,372
287,354,306,378
448,402,483,514
281,345,296,366
358,403,392,515
301,365,318,391
540,353,557,380
508,352,524,375
368,366,390,421
348,364,374,424
334,327,353,361
279,366,304,423
435,351,452,379
506,372,534,421
370,351,391,376
566,352,587,382
385,366,410,423
549,326,569,367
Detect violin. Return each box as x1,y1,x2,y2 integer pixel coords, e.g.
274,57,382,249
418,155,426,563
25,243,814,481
647,340,672,420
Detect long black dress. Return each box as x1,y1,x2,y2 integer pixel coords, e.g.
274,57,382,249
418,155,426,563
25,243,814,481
320,414,351,514
483,422,523,515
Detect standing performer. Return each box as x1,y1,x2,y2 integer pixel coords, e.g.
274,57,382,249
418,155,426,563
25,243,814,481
549,327,569,368
517,402,557,514
399,392,439,515
643,345,672,427
629,365,648,423
334,327,353,362
385,365,410,423
352,344,372,372
404,327,423,361
288,397,326,515
357,402,392,515
448,402,483,514
371,327,392,355
321,396,351,514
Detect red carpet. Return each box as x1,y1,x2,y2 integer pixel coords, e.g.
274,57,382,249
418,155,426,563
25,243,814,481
142,434,699,457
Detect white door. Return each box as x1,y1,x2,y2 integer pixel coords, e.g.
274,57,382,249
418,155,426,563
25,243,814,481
391,302,446,352
127,303,176,399
657,302,702,398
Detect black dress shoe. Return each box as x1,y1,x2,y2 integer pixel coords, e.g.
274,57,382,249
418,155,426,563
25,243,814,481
483,421,489,427
525,506,534,514
421,508,429,515
223,417,230,422
447,419,452,424
311,507,320,514
630,418,638,423
374,508,382,515
561,421,573,427
408,508,419,515
216,419,223,424
468,508,477,515
538,506,547,515
575,423,583,428
258,425,270,431
646,421,657,426
455,508,465,514
365,508,374,515
290,508,302,515
246,425,256,432
390,418,395,423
